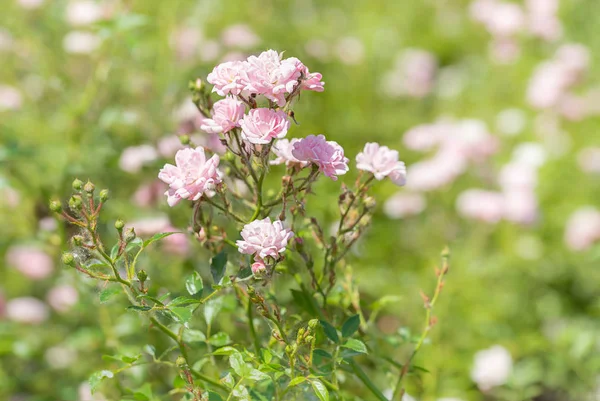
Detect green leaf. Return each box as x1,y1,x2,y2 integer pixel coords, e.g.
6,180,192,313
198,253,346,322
143,345,156,357
341,314,361,338
142,232,178,248
185,272,203,297
313,349,333,359
229,352,250,377
222,373,235,388
310,379,329,401
342,338,368,354
207,392,224,401
89,370,114,394
99,287,121,304
208,332,231,347
110,244,120,260
210,251,227,284
168,296,202,307
211,346,238,356
204,297,223,325
127,305,151,312
249,369,270,382
319,320,339,343
287,376,306,388
169,306,194,324
133,383,153,401
182,329,206,343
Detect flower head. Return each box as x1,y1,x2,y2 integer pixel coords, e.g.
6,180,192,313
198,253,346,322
207,60,249,96
292,135,349,180
239,108,290,144
356,142,407,185
158,147,222,207
270,138,309,168
200,96,245,134
236,217,294,260
245,50,301,106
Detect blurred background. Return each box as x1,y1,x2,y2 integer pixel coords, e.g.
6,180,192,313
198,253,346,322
1,0,600,400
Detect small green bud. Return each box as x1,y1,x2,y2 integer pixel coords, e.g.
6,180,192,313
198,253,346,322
72,178,83,191
223,152,235,162
61,252,75,266
296,328,305,342
194,78,203,90
285,345,294,354
137,269,148,282
175,356,187,368
72,235,84,246
441,246,450,258
305,335,314,343
114,219,125,231
99,189,109,202
83,181,95,194
124,227,136,243
68,195,83,210
49,200,62,213
179,135,190,145
308,319,319,330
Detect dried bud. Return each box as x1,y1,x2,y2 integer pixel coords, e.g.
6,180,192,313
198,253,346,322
61,252,75,266
72,178,83,191
68,195,83,211
99,189,109,202
137,269,148,283
308,319,319,330
179,135,190,145
72,235,84,247
83,181,95,194
114,219,125,231
49,200,62,213
124,227,136,243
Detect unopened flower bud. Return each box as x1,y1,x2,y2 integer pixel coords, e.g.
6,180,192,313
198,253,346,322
194,78,203,91
179,135,190,145
83,181,95,194
251,260,267,277
124,227,136,243
61,252,75,266
68,195,82,211
72,235,84,246
175,356,187,368
285,345,294,354
364,196,376,211
223,152,235,162
49,200,62,213
195,227,206,242
114,219,125,231
305,335,314,343
308,319,319,330
137,269,148,282
441,246,450,258
99,189,109,202
72,179,83,191
296,328,305,341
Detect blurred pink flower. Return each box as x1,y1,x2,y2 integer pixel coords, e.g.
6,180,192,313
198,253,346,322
526,0,562,41
564,207,600,251
490,38,520,64
200,96,245,134
46,285,79,313
292,134,349,181
405,154,465,192
403,121,449,151
471,345,513,391
6,245,53,280
237,217,294,260
17,0,45,9
221,24,260,49
503,190,538,225
456,189,505,223
157,135,183,158
577,147,600,174
382,49,437,98
239,108,290,144
132,181,167,207
207,60,249,96
119,145,158,173
383,192,426,219
158,147,222,206
6,297,49,324
63,31,101,54
161,227,189,256
128,215,171,236
356,142,407,185
66,1,103,26
284,57,325,92
0,85,22,111
270,138,309,168
498,162,538,191
335,37,365,65
170,27,203,62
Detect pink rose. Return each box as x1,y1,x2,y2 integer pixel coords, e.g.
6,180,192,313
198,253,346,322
456,189,505,224
292,134,349,181
239,108,290,145
200,96,245,134
6,245,54,280
6,297,49,324
245,50,301,106
207,60,249,96
356,142,407,185
46,285,79,313
270,138,309,168
236,217,294,260
158,147,223,207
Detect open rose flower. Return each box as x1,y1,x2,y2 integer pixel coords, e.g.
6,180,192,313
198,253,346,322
292,134,349,180
356,142,407,185
270,138,309,168
245,50,301,106
158,147,222,207
239,108,290,144
206,60,249,96
200,96,245,134
236,217,294,260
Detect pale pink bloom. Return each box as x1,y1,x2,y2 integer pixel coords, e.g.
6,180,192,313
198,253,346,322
511,143,547,168
305,39,330,62
46,285,79,313
558,94,589,121
221,24,260,49
203,132,228,155
526,0,562,41
448,120,499,163
564,207,600,251
158,147,222,206
6,297,49,324
405,154,465,192
495,108,527,136
128,215,171,236
471,345,513,391
132,181,167,207
39,217,58,232
221,51,246,62
63,31,101,54
383,192,426,219
402,121,449,151
490,38,520,64
469,0,498,24
198,40,221,63
157,135,184,158
503,190,538,225
170,27,203,62
292,134,349,181
251,260,267,276
554,44,590,84
245,50,301,106
577,147,600,174
239,108,290,145
236,217,294,260
270,138,309,168
335,37,365,65
66,1,103,26
283,57,325,92
119,145,158,173
0,85,22,112
486,2,525,37
356,143,407,185
383,49,437,98
207,60,249,96
456,190,505,223
18,0,44,9
6,245,53,280
162,226,189,256
200,96,245,134
499,162,538,191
